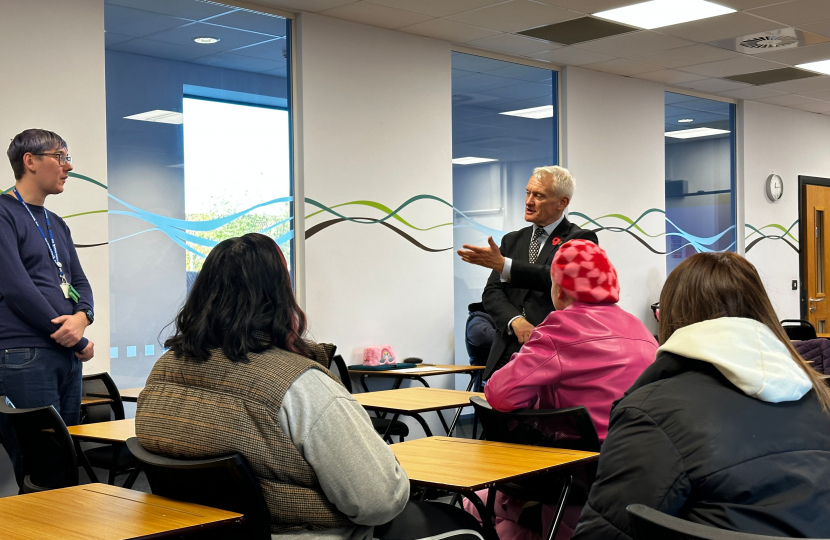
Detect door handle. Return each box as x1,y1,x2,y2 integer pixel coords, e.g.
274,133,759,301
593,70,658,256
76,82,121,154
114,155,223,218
809,297,826,302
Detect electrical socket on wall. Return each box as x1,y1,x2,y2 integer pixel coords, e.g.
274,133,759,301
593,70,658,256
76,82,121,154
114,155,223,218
792,280,798,290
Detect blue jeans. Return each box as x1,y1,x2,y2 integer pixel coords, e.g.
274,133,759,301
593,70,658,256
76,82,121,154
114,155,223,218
0,347,82,485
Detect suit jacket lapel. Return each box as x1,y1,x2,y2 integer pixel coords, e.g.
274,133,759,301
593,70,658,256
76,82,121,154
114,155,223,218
535,217,571,265
515,226,534,263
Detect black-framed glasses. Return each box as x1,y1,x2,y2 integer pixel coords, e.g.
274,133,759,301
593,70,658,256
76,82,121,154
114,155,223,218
34,153,72,166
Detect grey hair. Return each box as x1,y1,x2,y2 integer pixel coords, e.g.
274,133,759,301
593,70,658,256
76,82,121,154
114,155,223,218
7,129,68,180
533,165,574,200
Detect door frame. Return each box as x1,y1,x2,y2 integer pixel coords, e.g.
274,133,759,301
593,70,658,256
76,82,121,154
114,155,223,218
798,175,830,319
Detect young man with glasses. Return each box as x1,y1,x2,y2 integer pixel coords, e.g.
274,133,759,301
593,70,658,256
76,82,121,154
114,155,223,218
0,129,94,485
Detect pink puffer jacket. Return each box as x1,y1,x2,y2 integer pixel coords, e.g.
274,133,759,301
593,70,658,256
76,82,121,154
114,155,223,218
485,301,657,441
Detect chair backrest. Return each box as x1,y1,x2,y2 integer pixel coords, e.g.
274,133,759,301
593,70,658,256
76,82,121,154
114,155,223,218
780,319,818,340
330,354,353,393
0,397,78,493
470,396,600,452
626,504,827,540
126,437,271,540
81,372,125,423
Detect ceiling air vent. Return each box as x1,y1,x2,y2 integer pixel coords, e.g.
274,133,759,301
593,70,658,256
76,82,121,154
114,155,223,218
739,34,799,49
710,28,828,55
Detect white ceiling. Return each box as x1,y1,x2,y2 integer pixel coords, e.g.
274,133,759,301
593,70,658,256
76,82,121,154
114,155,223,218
248,0,830,116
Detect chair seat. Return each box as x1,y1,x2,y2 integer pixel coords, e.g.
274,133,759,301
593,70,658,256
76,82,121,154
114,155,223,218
84,445,139,470
371,417,409,437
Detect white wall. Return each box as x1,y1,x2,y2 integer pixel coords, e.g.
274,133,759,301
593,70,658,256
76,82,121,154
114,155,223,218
743,101,830,319
0,0,109,373
298,14,456,406
562,67,666,331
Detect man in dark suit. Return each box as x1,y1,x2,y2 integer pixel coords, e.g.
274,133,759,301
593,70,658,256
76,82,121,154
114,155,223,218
458,166,598,379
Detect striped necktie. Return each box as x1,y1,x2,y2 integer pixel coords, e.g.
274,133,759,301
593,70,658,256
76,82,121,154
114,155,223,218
529,227,545,264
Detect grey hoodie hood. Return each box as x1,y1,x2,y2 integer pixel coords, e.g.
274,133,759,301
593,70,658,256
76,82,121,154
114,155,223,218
658,317,812,403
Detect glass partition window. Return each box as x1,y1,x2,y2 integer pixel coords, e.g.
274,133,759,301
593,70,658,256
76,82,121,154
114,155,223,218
104,0,291,394
664,92,736,274
452,52,557,381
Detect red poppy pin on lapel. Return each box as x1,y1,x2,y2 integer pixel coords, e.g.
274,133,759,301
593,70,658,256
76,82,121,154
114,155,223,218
551,237,561,246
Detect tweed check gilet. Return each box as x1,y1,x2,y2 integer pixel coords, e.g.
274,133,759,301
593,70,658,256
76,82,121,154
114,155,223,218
136,347,352,533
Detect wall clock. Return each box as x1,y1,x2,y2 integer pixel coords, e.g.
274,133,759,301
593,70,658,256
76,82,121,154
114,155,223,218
766,174,783,202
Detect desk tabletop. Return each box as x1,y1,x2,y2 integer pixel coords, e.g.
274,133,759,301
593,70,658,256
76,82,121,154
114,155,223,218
87,387,143,403
392,436,598,492
68,418,135,444
349,364,484,377
81,397,113,407
0,483,242,540
354,388,484,413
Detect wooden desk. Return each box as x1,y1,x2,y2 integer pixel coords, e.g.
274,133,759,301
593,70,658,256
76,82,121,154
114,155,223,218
68,418,135,444
349,364,485,394
88,387,143,403
354,388,483,437
81,397,113,407
392,436,598,492
0,483,242,540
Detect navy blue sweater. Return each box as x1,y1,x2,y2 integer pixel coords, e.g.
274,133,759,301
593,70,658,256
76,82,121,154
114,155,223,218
0,193,93,352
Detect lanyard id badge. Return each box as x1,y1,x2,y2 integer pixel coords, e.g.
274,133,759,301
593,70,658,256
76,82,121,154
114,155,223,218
13,189,80,304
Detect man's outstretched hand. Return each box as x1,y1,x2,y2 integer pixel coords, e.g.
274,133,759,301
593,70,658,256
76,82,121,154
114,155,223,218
458,236,505,272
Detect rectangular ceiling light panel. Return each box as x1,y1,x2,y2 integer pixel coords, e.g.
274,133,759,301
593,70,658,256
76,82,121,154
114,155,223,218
124,110,184,124
499,105,555,119
594,0,735,30
518,17,637,45
665,127,730,139
725,67,819,85
797,60,830,76
452,157,498,165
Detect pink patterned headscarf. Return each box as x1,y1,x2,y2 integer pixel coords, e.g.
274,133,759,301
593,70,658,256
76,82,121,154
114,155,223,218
551,239,620,303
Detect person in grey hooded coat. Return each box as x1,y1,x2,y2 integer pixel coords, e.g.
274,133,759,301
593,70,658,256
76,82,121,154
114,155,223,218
572,252,830,540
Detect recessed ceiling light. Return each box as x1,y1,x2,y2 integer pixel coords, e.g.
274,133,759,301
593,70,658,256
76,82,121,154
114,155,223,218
665,128,730,139
499,105,554,119
594,0,735,30
678,118,694,123
124,110,184,124
796,59,830,75
452,157,498,165
193,36,220,44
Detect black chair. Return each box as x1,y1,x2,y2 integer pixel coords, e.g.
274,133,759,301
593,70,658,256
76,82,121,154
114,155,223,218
470,396,601,540
126,437,266,540
781,319,818,340
626,504,829,540
80,372,140,486
0,398,79,494
330,354,409,443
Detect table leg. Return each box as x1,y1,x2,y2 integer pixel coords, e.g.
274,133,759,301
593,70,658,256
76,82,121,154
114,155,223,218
410,413,433,437
546,475,573,540
122,462,142,489
75,440,99,483
460,490,499,540
360,375,371,393
435,410,451,435
445,405,465,437
412,376,430,388
108,443,123,485
392,377,404,390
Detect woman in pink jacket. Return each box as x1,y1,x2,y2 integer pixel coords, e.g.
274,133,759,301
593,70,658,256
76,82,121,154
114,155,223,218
466,239,657,540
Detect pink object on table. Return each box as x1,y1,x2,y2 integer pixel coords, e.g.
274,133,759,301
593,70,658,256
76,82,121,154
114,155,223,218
363,345,397,366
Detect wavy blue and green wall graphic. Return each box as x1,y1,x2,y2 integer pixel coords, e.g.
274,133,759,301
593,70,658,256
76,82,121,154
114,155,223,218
4,173,799,255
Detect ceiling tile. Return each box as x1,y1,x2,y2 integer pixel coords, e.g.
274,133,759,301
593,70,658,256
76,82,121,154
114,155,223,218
397,18,500,42
658,12,783,42
678,56,784,77
363,0,501,18
105,0,233,19
107,37,211,61
105,5,192,38
532,46,616,65
790,99,830,112
231,38,288,60
763,74,830,92
191,52,285,72
575,31,694,57
582,58,663,76
320,2,433,29
717,86,789,99
203,10,287,36
530,0,642,13
675,78,752,92
105,32,134,47
634,44,743,68
712,0,787,8
467,34,559,55
725,67,818,85
144,22,273,53
518,17,637,45
445,0,580,33
749,0,830,27
263,66,288,78
250,0,358,12
755,41,830,65
802,88,830,100
635,69,709,84
800,20,830,39
757,93,824,105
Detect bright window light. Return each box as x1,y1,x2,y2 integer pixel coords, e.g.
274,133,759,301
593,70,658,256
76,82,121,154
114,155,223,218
124,110,184,124
594,0,735,30
499,105,554,119
796,59,830,75
665,127,730,139
452,157,498,165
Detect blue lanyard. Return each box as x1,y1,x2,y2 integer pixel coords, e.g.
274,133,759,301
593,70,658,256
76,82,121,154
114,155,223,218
12,188,66,283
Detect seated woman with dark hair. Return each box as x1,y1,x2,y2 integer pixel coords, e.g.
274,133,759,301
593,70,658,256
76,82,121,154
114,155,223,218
136,233,481,540
572,252,830,540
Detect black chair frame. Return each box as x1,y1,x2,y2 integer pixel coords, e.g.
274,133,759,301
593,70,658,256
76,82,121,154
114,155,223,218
780,319,818,341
